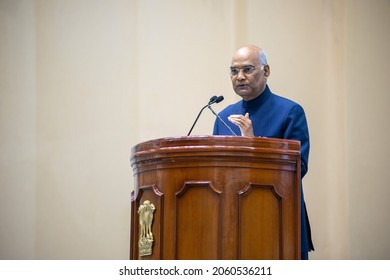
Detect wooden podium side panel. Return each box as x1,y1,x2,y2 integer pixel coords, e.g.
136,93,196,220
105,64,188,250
175,182,221,260
238,184,282,259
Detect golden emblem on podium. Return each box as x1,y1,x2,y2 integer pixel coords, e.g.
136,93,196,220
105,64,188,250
138,200,155,256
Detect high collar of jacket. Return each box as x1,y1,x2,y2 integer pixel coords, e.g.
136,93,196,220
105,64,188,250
242,85,271,110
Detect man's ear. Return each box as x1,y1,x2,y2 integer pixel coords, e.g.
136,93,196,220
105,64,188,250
264,64,270,77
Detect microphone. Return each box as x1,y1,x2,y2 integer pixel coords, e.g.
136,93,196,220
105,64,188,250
187,95,219,136
213,95,224,104
207,96,237,136
208,95,218,105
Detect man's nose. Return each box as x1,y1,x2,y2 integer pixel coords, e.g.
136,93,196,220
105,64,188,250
237,70,246,80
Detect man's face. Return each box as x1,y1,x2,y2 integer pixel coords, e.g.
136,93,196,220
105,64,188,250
230,47,269,101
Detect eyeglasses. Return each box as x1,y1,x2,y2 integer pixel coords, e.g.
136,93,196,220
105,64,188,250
230,65,257,76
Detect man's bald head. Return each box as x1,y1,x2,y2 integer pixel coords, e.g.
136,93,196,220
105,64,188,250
232,45,268,69
230,45,270,101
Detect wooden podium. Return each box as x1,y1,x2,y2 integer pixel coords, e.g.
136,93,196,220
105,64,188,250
130,136,301,260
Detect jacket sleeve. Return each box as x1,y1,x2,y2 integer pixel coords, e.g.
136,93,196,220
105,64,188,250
283,104,310,178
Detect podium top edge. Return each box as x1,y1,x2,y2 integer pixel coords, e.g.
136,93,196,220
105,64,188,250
131,135,300,154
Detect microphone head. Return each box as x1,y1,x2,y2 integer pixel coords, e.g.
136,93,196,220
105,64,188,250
208,95,218,105
215,95,224,103
209,95,217,102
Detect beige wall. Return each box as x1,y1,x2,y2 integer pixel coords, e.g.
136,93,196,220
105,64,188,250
0,0,389,260
0,0,36,259
345,0,390,259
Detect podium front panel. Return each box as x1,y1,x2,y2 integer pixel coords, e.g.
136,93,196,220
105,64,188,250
130,136,301,260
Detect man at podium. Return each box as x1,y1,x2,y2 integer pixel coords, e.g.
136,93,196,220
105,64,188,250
213,45,314,260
